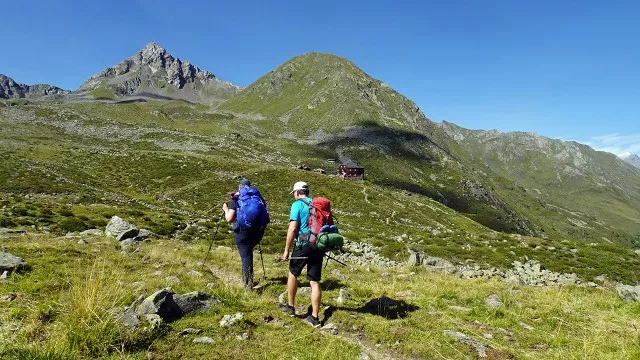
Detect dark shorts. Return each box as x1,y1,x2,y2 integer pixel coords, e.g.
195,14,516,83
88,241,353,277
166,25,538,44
289,242,324,282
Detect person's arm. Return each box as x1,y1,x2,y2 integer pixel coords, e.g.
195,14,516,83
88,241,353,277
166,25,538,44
282,201,300,260
282,220,298,260
223,199,237,223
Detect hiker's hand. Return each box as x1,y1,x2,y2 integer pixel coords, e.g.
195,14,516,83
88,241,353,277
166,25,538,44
281,251,289,261
222,202,229,212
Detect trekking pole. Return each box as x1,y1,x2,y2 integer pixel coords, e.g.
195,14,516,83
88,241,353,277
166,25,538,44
257,244,266,283
201,211,225,269
325,253,347,267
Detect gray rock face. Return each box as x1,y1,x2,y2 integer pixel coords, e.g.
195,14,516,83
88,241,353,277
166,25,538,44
0,74,69,99
0,252,28,272
615,284,640,302
105,216,139,241
78,42,240,104
444,330,489,358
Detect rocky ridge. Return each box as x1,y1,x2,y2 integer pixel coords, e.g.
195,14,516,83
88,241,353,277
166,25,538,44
78,42,239,103
0,74,69,99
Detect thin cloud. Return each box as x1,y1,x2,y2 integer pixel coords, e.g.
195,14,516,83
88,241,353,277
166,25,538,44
581,133,640,156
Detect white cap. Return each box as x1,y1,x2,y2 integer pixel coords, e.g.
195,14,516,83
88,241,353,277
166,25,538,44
290,181,309,194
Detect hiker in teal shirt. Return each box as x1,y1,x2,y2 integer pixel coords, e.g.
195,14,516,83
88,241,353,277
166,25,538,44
279,181,324,327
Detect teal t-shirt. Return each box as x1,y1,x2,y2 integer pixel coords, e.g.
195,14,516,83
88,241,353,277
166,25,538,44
289,198,310,234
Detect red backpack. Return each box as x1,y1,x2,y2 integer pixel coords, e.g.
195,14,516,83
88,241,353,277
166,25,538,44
302,197,334,243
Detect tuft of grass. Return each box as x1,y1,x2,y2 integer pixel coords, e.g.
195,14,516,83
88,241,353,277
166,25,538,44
60,260,129,357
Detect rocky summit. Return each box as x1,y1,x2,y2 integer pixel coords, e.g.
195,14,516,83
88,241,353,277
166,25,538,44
0,74,69,99
78,41,240,104
621,152,640,169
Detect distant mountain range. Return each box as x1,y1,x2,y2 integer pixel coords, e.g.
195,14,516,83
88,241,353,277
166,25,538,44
621,152,640,169
0,74,69,99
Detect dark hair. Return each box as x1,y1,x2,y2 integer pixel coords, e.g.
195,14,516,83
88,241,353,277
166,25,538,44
295,188,310,196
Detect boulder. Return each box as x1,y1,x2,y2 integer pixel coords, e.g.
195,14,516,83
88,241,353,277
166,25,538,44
136,229,157,240
616,284,640,302
105,216,139,241
129,288,217,326
173,291,218,314
0,252,28,272
219,312,243,327
407,251,421,266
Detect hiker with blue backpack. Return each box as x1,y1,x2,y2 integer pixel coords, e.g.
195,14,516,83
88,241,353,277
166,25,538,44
222,178,270,290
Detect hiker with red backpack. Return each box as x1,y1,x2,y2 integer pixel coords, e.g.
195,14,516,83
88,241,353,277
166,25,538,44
279,181,336,327
223,178,270,290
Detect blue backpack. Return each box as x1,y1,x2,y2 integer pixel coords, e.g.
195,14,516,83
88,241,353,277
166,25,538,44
236,187,270,231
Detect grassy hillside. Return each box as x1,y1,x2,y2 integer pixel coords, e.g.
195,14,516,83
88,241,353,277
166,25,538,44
440,122,640,245
1,98,640,358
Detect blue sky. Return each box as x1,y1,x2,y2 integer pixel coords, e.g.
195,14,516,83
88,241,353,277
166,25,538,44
1,0,639,155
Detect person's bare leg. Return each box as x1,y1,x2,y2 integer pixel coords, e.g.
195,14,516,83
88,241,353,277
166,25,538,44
287,271,298,306
310,280,321,318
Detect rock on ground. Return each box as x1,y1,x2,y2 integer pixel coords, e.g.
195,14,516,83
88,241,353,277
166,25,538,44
80,229,103,236
0,252,28,272
485,294,503,308
105,216,139,241
336,288,352,306
616,284,640,302
192,337,215,344
220,312,244,327
444,330,489,358
115,288,217,330
178,328,203,336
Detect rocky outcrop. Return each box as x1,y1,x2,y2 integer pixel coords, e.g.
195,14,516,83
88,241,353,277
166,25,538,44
408,251,583,287
615,284,640,302
0,74,69,99
0,252,28,272
78,42,239,103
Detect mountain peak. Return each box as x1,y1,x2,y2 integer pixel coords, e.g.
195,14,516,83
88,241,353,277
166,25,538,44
221,52,429,133
78,42,239,103
620,152,640,169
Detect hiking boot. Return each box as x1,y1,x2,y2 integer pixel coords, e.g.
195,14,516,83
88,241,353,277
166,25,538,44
278,303,296,317
305,315,321,328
